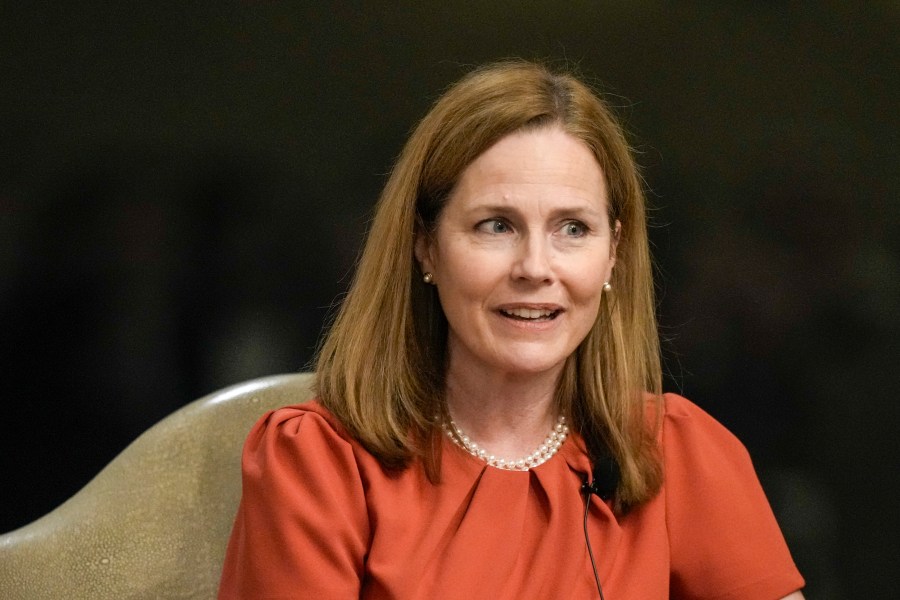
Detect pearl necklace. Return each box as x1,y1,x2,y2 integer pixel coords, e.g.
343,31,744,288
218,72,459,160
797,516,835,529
442,415,569,471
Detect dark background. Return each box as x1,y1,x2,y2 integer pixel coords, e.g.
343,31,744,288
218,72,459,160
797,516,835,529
1,3,897,597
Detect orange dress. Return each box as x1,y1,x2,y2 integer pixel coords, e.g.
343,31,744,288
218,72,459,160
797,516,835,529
219,394,804,599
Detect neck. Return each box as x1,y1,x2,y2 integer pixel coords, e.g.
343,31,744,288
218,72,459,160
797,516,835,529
444,360,562,460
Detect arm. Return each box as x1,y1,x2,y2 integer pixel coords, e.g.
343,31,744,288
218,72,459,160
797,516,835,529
218,405,370,599
663,394,806,600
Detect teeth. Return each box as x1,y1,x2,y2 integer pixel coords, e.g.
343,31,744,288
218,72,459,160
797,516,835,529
503,308,555,319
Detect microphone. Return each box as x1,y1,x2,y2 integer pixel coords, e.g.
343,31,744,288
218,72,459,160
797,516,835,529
580,453,619,599
581,454,620,501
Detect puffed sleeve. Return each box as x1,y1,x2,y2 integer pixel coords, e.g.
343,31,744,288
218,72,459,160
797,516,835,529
663,394,804,600
218,402,370,599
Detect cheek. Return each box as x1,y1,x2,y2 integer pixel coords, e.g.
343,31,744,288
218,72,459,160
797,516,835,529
439,260,498,309
563,255,611,299
569,283,605,344
436,242,505,293
572,286,605,326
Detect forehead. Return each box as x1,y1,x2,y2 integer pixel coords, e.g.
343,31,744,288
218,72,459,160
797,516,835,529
449,126,608,211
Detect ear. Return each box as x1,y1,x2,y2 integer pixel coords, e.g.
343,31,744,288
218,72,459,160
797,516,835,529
610,220,621,258
607,220,621,277
414,228,436,276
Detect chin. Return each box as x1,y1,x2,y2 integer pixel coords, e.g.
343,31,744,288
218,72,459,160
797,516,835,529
493,351,570,377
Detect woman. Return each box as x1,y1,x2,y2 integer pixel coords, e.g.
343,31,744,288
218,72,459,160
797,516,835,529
219,61,805,599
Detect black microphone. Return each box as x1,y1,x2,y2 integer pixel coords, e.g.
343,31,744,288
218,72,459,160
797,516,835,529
581,454,620,501
580,453,619,599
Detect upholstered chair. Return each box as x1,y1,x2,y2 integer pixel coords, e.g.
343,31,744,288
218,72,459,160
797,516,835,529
0,372,314,599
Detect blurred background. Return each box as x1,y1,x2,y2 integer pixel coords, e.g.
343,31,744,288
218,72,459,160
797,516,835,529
1,2,897,597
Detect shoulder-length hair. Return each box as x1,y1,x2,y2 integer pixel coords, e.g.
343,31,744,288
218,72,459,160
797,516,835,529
316,60,663,510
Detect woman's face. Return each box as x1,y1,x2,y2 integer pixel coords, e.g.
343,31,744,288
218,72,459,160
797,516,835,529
416,126,618,380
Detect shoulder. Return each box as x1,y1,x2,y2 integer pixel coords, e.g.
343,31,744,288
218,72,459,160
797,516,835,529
659,393,805,599
245,399,353,450
662,392,739,436
221,400,372,597
253,397,345,431
659,392,761,515
660,393,750,463
240,399,373,484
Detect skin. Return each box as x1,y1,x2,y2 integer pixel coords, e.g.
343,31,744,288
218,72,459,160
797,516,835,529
416,126,618,458
416,125,807,600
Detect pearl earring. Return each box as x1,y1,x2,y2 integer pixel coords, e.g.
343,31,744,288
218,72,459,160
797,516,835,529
602,281,612,292
423,272,434,284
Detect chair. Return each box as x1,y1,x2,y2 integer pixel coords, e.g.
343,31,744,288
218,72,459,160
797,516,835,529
0,372,315,600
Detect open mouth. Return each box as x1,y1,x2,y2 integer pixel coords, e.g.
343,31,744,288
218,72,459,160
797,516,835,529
499,308,561,321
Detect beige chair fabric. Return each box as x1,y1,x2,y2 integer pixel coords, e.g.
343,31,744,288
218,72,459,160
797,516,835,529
0,372,315,600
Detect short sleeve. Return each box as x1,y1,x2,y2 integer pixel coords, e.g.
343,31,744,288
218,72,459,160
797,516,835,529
663,394,804,600
218,402,370,600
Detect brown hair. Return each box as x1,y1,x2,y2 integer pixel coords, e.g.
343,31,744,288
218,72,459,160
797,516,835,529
315,60,662,510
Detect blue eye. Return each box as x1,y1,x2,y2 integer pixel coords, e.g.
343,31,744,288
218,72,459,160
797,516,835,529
562,221,587,237
477,219,511,234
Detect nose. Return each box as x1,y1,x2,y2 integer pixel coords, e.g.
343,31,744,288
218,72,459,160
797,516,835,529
511,234,553,284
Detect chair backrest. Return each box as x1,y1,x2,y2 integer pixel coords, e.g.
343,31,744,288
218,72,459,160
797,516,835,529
0,372,315,600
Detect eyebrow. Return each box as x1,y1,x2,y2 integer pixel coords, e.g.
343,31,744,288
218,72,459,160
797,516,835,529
471,202,607,220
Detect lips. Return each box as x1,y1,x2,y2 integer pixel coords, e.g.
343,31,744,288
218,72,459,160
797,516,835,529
499,306,562,321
